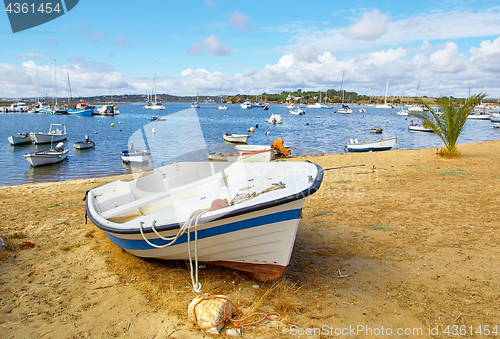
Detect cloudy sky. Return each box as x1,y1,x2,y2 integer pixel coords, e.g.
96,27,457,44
1,0,500,99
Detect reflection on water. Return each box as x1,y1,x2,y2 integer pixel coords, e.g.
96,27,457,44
0,103,499,186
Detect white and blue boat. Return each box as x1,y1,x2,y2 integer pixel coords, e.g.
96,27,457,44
85,161,323,282
346,136,397,152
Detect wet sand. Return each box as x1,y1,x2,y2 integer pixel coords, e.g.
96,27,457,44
1,141,499,338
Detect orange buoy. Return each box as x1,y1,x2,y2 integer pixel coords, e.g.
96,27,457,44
317,116,321,118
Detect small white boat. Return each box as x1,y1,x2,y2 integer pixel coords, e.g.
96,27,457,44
408,125,434,132
397,109,409,116
467,113,491,120
307,102,322,108
30,124,67,144
268,114,282,124
337,105,352,114
23,142,69,166
84,161,323,282
240,101,252,109
346,136,397,152
191,102,200,108
150,102,165,110
289,108,305,115
359,108,366,113
223,132,250,144
95,104,119,116
121,150,151,163
489,113,500,122
74,136,95,149
218,105,227,110
8,133,32,145
492,122,500,128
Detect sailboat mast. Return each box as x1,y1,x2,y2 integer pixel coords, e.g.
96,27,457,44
385,80,389,104
341,69,345,105
54,60,57,106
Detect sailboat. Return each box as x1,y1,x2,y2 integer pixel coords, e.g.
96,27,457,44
53,60,67,114
144,78,152,109
337,69,352,114
321,92,333,109
218,83,227,110
307,92,322,108
191,89,200,108
150,74,165,110
376,81,393,109
408,80,424,112
397,86,409,116
67,74,93,116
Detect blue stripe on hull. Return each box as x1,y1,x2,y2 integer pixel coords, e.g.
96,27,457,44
106,208,302,251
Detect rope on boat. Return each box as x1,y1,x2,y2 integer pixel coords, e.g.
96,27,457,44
229,182,286,206
139,208,211,293
138,182,286,293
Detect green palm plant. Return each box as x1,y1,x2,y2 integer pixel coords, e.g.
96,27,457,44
410,93,486,156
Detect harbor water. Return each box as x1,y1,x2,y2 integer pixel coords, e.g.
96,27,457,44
1,103,499,186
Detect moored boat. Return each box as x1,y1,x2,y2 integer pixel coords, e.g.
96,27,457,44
8,133,32,145
223,132,250,144
268,114,282,124
30,124,67,144
84,161,323,283
74,136,95,149
23,142,69,166
121,149,151,163
369,128,383,134
346,136,397,152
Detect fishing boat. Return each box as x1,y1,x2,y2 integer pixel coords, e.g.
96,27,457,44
23,142,69,166
346,136,397,152
68,108,93,116
95,104,118,116
240,100,252,109
73,136,95,149
492,122,500,128
337,105,352,114
397,109,410,116
8,133,32,145
369,128,383,134
467,112,491,120
223,132,250,144
268,114,282,124
408,125,434,132
121,149,151,163
289,108,305,115
30,124,67,144
84,161,323,283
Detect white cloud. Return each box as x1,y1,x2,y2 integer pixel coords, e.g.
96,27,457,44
429,42,467,73
188,35,231,56
293,44,319,63
470,36,500,71
229,12,250,30
342,9,389,40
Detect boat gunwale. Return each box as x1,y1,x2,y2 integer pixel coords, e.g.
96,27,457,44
85,163,323,235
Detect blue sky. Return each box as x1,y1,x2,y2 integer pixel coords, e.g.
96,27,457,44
1,0,500,99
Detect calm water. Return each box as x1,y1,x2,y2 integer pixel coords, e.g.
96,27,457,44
1,103,499,186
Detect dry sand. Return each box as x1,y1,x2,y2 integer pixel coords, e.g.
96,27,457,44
1,141,500,338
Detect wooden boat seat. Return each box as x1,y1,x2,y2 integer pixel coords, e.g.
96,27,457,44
100,170,228,221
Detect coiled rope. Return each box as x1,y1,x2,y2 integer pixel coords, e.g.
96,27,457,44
193,293,282,331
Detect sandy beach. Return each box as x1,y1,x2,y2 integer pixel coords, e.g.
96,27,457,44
1,141,499,338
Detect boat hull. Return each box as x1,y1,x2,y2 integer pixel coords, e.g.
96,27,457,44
346,137,397,152
74,141,95,149
408,126,434,132
68,108,93,116
85,161,323,281
8,134,32,145
121,150,151,163
223,134,250,144
23,149,69,166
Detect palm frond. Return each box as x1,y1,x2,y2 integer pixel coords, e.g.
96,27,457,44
410,93,486,156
